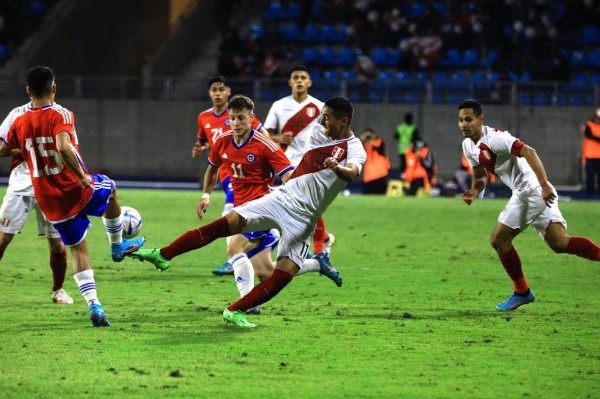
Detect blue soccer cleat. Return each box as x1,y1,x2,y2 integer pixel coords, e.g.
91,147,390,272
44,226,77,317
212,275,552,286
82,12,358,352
496,290,535,311
89,303,110,327
111,236,146,262
212,261,234,276
314,251,343,287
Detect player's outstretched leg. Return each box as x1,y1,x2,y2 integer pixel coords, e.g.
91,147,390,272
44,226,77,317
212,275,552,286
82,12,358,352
496,289,535,311
223,308,256,328
111,237,146,262
314,252,343,287
128,248,171,271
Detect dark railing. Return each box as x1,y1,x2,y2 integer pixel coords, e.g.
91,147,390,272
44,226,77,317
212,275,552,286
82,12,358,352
0,75,597,106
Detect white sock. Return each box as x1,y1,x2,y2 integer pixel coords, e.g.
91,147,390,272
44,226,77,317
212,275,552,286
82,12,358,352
102,215,123,246
73,269,100,305
232,253,255,297
295,258,320,275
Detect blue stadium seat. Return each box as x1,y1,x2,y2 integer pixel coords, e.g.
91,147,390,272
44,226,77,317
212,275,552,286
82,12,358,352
302,47,317,64
341,70,356,80
248,23,265,39
281,23,301,40
439,48,461,68
321,25,337,42
370,47,388,66
263,2,284,20
335,46,356,66
462,49,480,68
316,47,335,65
303,23,320,42
588,49,600,68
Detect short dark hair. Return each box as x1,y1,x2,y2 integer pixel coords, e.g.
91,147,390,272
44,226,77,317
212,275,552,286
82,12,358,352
207,74,227,89
289,65,309,77
324,97,353,122
26,66,54,98
458,99,483,116
229,94,254,112
404,112,413,124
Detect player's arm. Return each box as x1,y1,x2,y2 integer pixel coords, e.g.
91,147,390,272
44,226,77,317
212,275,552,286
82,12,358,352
267,127,293,146
0,140,12,157
520,144,557,206
192,137,209,157
56,131,91,188
197,163,219,219
323,157,360,182
584,125,600,143
461,165,488,205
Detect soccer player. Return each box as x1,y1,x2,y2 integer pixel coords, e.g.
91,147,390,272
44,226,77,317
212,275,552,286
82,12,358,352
192,75,269,276
458,99,600,311
130,97,365,328
0,66,146,326
264,65,336,255
0,102,73,305
197,95,342,313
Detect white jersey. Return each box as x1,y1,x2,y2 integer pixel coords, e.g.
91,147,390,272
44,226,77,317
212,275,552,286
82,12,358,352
0,103,34,195
264,94,324,166
276,124,366,217
462,125,538,192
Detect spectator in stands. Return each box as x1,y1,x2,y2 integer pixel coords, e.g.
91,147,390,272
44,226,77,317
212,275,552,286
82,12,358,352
394,112,421,178
360,127,390,194
582,107,600,198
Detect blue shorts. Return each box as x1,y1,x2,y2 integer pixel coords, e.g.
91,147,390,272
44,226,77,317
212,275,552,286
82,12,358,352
54,174,115,247
221,176,234,204
244,229,279,258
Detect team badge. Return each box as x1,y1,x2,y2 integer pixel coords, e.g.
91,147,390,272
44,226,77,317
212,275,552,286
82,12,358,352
246,153,256,163
225,119,231,126
331,146,345,159
306,106,317,117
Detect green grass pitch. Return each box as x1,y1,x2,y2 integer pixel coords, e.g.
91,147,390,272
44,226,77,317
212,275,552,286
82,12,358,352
0,188,598,398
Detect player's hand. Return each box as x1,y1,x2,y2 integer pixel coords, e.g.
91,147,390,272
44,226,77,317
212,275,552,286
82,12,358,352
192,142,208,157
322,156,339,170
540,181,557,207
461,189,477,205
197,198,209,219
279,131,294,145
79,175,92,188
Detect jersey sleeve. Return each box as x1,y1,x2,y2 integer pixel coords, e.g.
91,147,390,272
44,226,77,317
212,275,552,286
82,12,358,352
196,113,207,140
462,139,479,168
207,141,222,168
251,117,263,132
263,101,279,131
347,137,367,175
268,146,294,176
488,129,518,156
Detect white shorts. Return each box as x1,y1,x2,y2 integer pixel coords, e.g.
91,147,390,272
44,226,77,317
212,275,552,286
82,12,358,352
498,186,567,239
235,189,316,269
0,192,60,238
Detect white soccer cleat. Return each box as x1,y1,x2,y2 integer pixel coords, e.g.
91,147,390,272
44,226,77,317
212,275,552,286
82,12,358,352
53,288,74,305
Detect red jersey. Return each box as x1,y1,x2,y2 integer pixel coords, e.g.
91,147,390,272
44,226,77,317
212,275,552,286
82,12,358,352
5,103,92,223
208,130,293,206
197,106,264,182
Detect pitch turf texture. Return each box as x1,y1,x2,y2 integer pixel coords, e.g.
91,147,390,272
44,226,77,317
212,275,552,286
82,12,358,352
0,189,598,399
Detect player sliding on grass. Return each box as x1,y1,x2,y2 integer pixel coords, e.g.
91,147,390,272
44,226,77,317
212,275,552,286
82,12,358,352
130,96,365,327
458,99,600,311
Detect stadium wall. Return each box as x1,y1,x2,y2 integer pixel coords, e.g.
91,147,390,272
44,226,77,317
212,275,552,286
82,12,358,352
0,98,589,187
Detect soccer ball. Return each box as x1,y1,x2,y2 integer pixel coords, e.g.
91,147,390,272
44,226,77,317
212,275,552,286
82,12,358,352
121,206,142,238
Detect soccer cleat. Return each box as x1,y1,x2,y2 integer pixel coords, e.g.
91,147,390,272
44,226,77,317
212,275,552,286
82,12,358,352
314,251,343,287
111,236,146,262
246,307,261,315
127,248,171,271
223,308,256,328
52,288,74,305
89,303,110,327
496,290,536,311
212,261,234,276
324,233,336,255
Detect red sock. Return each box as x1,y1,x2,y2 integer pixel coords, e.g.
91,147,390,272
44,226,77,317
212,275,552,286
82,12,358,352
312,216,328,253
229,269,293,311
499,247,529,294
160,217,230,260
50,248,67,292
566,237,600,261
